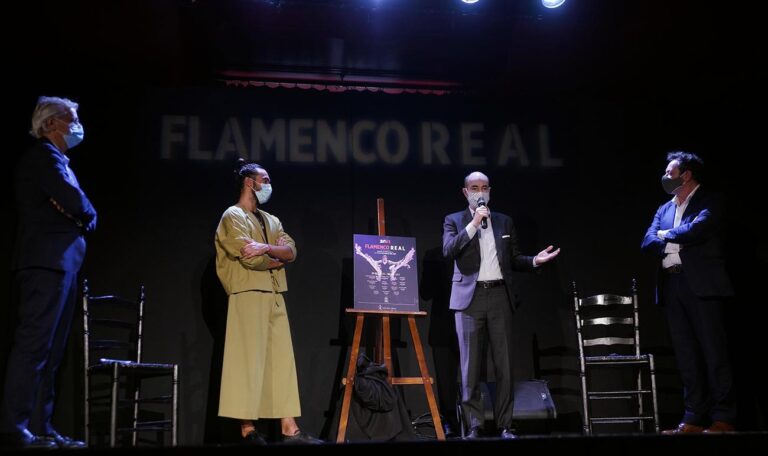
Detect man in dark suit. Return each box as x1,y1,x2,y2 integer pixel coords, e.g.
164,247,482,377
641,151,736,434
442,171,559,439
0,97,96,449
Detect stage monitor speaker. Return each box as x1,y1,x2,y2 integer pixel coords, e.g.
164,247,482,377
457,379,557,435
512,379,557,420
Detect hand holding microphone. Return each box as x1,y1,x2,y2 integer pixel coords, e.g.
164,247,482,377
476,197,488,229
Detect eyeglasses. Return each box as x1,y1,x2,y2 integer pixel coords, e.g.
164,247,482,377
55,115,80,126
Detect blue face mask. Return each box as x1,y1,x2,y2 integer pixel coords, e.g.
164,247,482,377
252,183,272,204
62,121,84,149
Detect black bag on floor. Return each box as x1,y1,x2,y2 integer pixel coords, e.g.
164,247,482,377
345,355,417,442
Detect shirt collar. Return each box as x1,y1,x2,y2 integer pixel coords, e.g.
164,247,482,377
672,184,700,206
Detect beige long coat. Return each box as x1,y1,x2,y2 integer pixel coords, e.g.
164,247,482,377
215,205,301,419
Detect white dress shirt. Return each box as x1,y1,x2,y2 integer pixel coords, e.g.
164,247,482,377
465,210,504,281
661,184,700,268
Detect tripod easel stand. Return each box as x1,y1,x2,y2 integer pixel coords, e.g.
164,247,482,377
336,198,445,442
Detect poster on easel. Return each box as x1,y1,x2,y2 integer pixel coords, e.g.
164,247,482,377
353,234,418,312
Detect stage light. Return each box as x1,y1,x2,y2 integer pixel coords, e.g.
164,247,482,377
542,0,566,8
462,0,480,4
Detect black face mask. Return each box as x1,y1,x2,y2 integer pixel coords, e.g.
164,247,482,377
661,175,684,195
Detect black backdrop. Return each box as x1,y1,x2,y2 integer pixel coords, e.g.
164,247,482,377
3,0,766,445
3,83,765,443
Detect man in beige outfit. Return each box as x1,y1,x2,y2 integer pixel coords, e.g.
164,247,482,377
215,160,321,444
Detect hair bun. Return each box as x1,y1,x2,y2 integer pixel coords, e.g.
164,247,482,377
234,157,247,174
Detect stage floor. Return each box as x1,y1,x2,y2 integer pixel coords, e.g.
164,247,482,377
6,432,763,455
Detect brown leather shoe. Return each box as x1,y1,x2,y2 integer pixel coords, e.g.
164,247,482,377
703,421,735,433
661,423,705,435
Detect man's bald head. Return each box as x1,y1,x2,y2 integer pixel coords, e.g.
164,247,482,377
464,171,489,188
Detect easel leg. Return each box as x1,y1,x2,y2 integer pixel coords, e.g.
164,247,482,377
336,314,365,443
383,316,393,378
407,316,446,440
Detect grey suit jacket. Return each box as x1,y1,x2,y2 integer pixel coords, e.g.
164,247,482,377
442,209,534,311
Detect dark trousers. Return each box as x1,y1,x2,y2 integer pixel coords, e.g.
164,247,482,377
0,268,78,436
662,271,736,425
455,286,514,430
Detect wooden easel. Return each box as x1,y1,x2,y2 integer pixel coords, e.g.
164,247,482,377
336,199,445,443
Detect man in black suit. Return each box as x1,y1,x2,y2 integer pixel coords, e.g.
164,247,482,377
0,97,96,449
442,171,559,439
641,151,736,434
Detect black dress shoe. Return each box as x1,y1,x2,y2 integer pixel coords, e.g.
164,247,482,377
282,430,323,444
464,427,482,440
243,430,267,445
661,422,704,435
500,427,518,440
1,429,58,449
41,431,86,449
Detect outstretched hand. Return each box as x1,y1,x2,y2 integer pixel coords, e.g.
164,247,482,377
534,245,561,266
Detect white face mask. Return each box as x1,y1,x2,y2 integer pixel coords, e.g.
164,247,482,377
252,183,272,204
466,191,490,209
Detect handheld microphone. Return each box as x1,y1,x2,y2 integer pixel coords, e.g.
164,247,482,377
477,197,488,229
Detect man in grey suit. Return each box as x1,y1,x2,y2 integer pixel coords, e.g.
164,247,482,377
443,171,559,439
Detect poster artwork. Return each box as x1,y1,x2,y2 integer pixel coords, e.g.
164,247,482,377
353,234,419,312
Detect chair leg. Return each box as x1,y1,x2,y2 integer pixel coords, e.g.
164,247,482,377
580,369,591,435
636,369,645,433
84,373,90,446
649,355,660,433
132,380,140,446
110,365,119,448
172,365,179,447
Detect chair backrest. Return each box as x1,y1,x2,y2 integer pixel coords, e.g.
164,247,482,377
82,279,145,369
572,279,641,359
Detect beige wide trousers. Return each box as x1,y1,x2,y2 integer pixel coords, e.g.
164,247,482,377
218,290,301,419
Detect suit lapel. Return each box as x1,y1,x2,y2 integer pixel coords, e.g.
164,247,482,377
681,188,704,222
461,208,473,230
491,212,503,266
663,188,705,228
662,201,676,230
461,209,477,245
461,209,481,266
